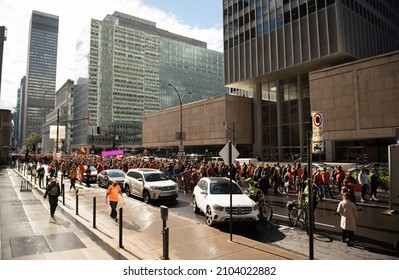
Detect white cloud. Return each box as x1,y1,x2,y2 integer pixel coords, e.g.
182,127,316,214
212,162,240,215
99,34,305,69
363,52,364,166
0,0,223,111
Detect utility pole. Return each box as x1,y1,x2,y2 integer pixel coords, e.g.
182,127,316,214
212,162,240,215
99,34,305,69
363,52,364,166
56,108,59,153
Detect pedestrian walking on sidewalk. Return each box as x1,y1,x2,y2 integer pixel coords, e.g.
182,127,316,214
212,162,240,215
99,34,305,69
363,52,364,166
369,168,379,201
105,180,125,222
37,163,45,189
43,177,61,218
358,168,370,203
336,192,357,246
69,164,77,191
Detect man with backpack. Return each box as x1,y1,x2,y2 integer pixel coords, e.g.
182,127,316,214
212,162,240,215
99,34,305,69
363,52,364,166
43,177,61,218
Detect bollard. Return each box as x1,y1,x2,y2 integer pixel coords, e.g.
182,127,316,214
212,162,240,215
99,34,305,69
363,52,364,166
160,205,169,260
119,207,124,248
76,189,79,215
93,197,96,229
62,183,65,205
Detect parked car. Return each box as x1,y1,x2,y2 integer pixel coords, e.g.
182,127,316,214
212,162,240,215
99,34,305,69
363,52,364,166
97,169,126,189
123,168,178,203
348,162,388,173
235,158,259,165
81,165,97,183
192,177,259,227
301,162,334,172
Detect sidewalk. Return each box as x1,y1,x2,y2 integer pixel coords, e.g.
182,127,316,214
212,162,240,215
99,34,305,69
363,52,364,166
1,167,307,260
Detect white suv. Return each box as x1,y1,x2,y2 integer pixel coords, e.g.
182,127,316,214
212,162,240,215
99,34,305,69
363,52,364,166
124,168,178,203
192,177,259,226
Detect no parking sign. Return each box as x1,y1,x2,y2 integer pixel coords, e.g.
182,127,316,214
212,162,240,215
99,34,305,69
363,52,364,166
312,112,324,153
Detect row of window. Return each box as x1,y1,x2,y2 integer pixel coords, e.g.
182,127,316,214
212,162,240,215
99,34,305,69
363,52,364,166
224,0,335,49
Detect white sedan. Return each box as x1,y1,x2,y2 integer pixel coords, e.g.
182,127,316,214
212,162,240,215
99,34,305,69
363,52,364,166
192,177,259,226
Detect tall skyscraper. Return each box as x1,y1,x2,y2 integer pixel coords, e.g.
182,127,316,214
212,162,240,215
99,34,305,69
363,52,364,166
22,10,58,146
223,0,399,161
73,11,227,150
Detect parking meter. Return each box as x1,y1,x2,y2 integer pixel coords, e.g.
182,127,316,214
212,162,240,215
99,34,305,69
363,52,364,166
160,205,169,260
160,205,168,223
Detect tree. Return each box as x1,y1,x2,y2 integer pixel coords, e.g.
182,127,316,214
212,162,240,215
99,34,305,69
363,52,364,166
25,132,42,153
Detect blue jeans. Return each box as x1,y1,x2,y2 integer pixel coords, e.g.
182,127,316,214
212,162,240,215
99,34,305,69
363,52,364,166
317,184,324,198
361,184,368,199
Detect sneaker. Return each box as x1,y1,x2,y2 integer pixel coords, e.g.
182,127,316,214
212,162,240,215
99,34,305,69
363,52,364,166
374,197,378,201
360,199,365,203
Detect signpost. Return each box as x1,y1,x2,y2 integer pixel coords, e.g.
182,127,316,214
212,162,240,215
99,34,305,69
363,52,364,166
219,141,239,241
312,111,324,153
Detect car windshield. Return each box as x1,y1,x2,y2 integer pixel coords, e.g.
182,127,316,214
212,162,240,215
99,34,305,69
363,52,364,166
210,182,243,194
144,172,169,182
108,170,125,177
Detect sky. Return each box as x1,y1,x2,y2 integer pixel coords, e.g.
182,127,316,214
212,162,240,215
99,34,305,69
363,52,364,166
0,0,224,111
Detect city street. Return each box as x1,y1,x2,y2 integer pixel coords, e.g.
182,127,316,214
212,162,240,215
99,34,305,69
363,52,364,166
18,167,398,260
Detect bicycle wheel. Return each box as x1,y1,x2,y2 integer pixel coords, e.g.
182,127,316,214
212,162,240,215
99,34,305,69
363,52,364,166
288,207,299,226
259,202,273,221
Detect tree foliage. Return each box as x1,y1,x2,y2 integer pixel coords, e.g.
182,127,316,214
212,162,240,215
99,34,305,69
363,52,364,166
25,132,42,152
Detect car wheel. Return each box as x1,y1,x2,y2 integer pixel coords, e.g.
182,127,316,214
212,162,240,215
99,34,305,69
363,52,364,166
125,185,131,197
192,197,200,214
143,190,151,204
205,206,214,226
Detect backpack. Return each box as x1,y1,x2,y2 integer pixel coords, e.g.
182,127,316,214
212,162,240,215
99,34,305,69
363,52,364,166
49,183,59,196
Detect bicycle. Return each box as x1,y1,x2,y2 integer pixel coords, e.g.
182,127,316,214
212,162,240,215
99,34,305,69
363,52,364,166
245,177,273,221
257,193,273,221
286,200,310,234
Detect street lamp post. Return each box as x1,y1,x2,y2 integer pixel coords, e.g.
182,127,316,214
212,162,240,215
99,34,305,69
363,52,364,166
168,83,192,147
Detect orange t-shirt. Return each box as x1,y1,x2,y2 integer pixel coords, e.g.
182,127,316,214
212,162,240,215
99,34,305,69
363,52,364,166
107,185,121,202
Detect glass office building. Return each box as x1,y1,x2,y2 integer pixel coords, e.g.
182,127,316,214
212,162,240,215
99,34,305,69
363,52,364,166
23,11,59,145
73,11,227,149
223,0,399,161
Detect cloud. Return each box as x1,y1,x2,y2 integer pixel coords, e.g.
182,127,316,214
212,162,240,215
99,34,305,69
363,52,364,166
0,0,223,111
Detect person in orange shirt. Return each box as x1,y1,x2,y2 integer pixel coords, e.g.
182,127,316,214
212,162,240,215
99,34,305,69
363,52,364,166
105,180,124,222
78,162,85,184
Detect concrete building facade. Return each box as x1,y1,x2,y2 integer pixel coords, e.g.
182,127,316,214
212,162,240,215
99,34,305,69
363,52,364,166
142,94,254,157
0,109,11,164
310,50,399,162
42,80,75,154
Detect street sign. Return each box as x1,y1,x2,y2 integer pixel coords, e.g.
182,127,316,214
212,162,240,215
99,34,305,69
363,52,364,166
219,142,239,165
312,141,324,153
312,111,324,153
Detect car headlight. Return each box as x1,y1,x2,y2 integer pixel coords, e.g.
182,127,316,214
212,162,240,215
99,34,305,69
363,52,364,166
212,204,224,211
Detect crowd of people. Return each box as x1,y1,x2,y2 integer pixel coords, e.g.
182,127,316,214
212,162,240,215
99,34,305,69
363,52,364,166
12,153,381,204
13,152,386,246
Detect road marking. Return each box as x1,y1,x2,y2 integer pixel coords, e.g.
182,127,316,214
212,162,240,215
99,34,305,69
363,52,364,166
273,213,336,228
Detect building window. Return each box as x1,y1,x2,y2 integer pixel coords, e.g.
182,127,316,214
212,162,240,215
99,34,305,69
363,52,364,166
284,11,291,24
292,7,299,21
300,3,308,17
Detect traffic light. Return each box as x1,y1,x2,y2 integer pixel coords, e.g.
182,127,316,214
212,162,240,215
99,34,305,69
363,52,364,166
104,131,108,137
97,126,101,134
